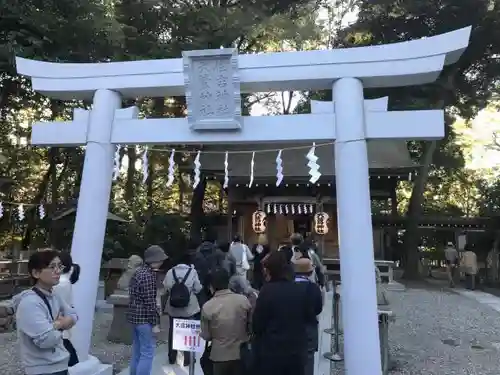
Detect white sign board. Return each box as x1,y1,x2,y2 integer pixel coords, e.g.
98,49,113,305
172,318,205,353
458,233,467,251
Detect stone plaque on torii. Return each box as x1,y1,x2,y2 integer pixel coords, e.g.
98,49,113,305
16,26,471,375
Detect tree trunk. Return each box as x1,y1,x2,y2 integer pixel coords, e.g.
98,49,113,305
21,162,54,249
402,141,437,279
0,79,15,122
125,146,137,203
144,98,166,220
178,169,185,214
72,152,85,200
23,101,64,249
146,154,154,220
218,182,224,211
50,148,60,211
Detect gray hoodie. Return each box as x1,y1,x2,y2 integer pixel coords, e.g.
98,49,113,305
13,288,78,375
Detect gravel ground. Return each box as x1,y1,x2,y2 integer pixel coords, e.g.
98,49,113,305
3,286,500,375
330,284,500,374
0,312,169,375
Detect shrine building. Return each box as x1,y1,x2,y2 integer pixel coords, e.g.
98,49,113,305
200,102,415,259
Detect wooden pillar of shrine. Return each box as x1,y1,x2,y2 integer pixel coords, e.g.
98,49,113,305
226,189,233,242
317,198,325,260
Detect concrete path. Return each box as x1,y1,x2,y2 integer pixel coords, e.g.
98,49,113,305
116,345,204,375
316,291,334,375
454,288,500,313
425,277,500,313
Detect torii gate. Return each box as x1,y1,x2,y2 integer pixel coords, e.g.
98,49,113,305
16,27,470,375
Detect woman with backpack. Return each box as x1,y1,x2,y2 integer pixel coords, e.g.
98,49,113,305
53,251,81,367
163,252,203,366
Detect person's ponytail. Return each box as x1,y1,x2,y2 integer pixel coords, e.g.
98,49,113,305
70,263,81,284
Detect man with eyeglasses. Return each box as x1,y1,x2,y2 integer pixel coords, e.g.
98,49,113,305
13,250,78,375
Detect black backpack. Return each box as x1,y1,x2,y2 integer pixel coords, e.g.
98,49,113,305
169,268,192,308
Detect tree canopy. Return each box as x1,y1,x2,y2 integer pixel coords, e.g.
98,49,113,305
1,0,500,269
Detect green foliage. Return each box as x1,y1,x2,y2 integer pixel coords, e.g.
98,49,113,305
0,0,324,256
4,0,500,271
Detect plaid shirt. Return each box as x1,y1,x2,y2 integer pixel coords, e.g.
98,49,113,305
127,265,160,326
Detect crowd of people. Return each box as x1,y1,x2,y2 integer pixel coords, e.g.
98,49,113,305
12,232,326,375
129,232,326,375
443,241,478,289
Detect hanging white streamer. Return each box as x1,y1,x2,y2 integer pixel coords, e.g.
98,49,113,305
306,142,321,183
0,202,3,219
273,204,277,214
285,205,289,215
298,205,302,215
291,205,295,215
223,152,229,189
166,149,175,187
309,204,314,213
142,147,149,184
18,204,25,221
249,152,255,188
275,150,283,187
38,205,45,219
279,205,284,215
113,145,121,181
193,151,201,189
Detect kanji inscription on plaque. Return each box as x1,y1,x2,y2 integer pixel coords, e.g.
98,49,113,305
183,49,241,131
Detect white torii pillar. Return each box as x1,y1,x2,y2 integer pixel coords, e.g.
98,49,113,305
311,95,390,371
334,77,381,371
15,26,470,375
72,90,121,365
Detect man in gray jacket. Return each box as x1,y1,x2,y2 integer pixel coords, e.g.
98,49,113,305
14,250,78,375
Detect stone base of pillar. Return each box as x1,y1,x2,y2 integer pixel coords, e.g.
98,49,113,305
95,300,113,312
107,294,133,344
386,281,405,292
95,281,113,312
69,356,112,375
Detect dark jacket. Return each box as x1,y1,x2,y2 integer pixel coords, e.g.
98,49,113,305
295,276,323,352
193,242,226,285
279,245,294,263
251,244,270,288
193,242,229,306
252,279,322,358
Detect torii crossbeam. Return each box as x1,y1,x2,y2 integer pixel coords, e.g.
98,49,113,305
16,26,471,375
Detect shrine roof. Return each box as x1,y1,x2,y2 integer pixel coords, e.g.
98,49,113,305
198,140,414,178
